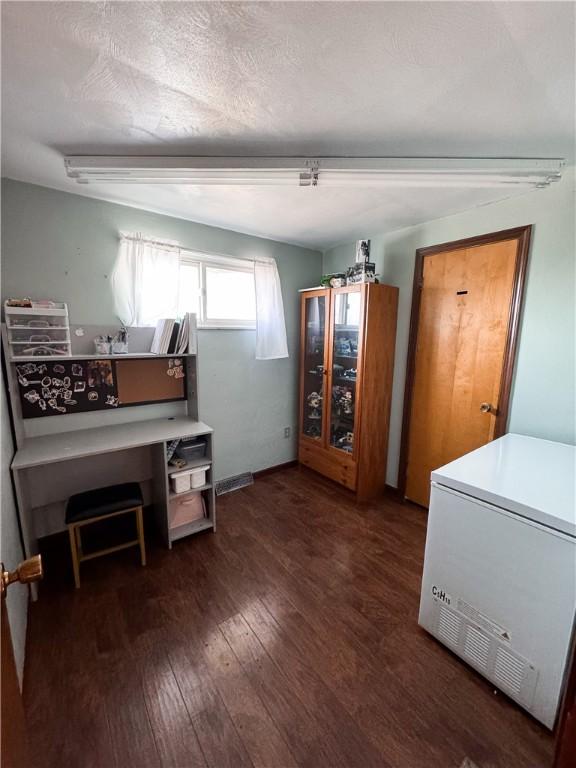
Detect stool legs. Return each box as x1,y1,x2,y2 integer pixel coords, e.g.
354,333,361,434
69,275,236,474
136,506,146,567
67,506,146,588
75,526,83,559
68,525,81,589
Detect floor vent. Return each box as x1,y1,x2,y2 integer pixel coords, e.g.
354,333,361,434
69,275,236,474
215,472,254,496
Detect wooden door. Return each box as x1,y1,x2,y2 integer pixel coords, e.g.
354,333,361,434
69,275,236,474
555,624,576,767
1,556,42,768
1,598,29,768
299,289,330,446
404,233,528,507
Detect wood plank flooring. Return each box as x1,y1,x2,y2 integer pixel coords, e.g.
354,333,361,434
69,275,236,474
24,467,553,768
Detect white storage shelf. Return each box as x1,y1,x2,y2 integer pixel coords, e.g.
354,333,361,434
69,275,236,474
169,518,214,542
5,301,72,359
9,352,197,362
10,340,70,345
7,324,69,330
162,438,215,546
169,482,212,499
167,457,212,476
5,305,68,317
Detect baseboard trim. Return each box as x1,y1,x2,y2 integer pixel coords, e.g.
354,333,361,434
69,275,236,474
253,460,299,479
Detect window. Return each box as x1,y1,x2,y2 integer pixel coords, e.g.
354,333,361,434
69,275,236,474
178,253,256,329
112,234,287,358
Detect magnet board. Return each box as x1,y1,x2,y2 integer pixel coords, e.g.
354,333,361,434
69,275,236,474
15,357,186,418
115,357,185,405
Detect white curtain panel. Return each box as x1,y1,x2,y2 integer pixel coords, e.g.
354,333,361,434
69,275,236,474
254,256,289,360
111,233,181,327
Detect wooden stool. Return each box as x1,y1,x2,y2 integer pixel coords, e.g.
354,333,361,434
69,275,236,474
66,482,146,589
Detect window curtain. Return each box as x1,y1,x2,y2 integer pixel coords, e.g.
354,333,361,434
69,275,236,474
254,256,289,360
111,233,181,327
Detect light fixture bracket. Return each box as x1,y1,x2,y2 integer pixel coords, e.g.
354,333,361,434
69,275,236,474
64,156,565,189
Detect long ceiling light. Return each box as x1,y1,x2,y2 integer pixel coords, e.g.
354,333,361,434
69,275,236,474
64,156,565,189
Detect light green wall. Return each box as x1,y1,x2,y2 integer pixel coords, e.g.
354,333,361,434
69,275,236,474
324,169,576,487
1,179,322,478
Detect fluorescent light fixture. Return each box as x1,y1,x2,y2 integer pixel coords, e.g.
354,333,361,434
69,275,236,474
64,156,565,189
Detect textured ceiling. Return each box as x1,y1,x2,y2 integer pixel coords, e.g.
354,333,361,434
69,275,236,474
2,1,574,249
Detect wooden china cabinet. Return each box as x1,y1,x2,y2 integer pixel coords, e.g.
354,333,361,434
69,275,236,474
298,283,398,500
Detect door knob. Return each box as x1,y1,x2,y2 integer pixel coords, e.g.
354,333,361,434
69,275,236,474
1,555,43,598
480,402,494,413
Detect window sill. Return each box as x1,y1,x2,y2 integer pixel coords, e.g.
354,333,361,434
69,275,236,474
198,325,256,331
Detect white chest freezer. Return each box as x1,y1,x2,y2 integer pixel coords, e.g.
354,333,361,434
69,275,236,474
418,434,576,728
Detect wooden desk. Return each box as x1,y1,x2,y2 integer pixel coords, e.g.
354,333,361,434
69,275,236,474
11,417,216,596
12,417,212,469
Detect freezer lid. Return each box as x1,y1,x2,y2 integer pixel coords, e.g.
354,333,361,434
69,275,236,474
431,434,576,537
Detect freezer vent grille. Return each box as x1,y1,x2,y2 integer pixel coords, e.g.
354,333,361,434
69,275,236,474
494,647,525,696
431,601,538,710
438,606,461,646
463,626,491,670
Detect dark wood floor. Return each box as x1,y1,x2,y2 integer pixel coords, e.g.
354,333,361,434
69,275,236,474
24,467,553,768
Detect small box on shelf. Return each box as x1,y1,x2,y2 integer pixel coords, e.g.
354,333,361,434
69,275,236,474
169,464,210,495
169,490,207,529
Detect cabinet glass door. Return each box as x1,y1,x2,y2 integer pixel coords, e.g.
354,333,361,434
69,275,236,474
301,292,328,442
329,289,362,455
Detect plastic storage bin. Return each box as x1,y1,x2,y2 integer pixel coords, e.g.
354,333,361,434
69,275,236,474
190,465,210,489
170,469,192,494
169,492,206,528
176,437,207,462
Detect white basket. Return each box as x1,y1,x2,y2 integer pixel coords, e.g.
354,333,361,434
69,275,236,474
190,465,210,488
170,469,192,494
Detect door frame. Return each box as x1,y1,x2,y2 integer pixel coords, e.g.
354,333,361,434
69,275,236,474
555,619,576,767
397,225,532,500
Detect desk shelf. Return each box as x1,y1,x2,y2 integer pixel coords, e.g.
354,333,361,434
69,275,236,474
169,482,212,499
167,457,212,476
169,517,214,543
151,430,216,550
9,351,196,363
